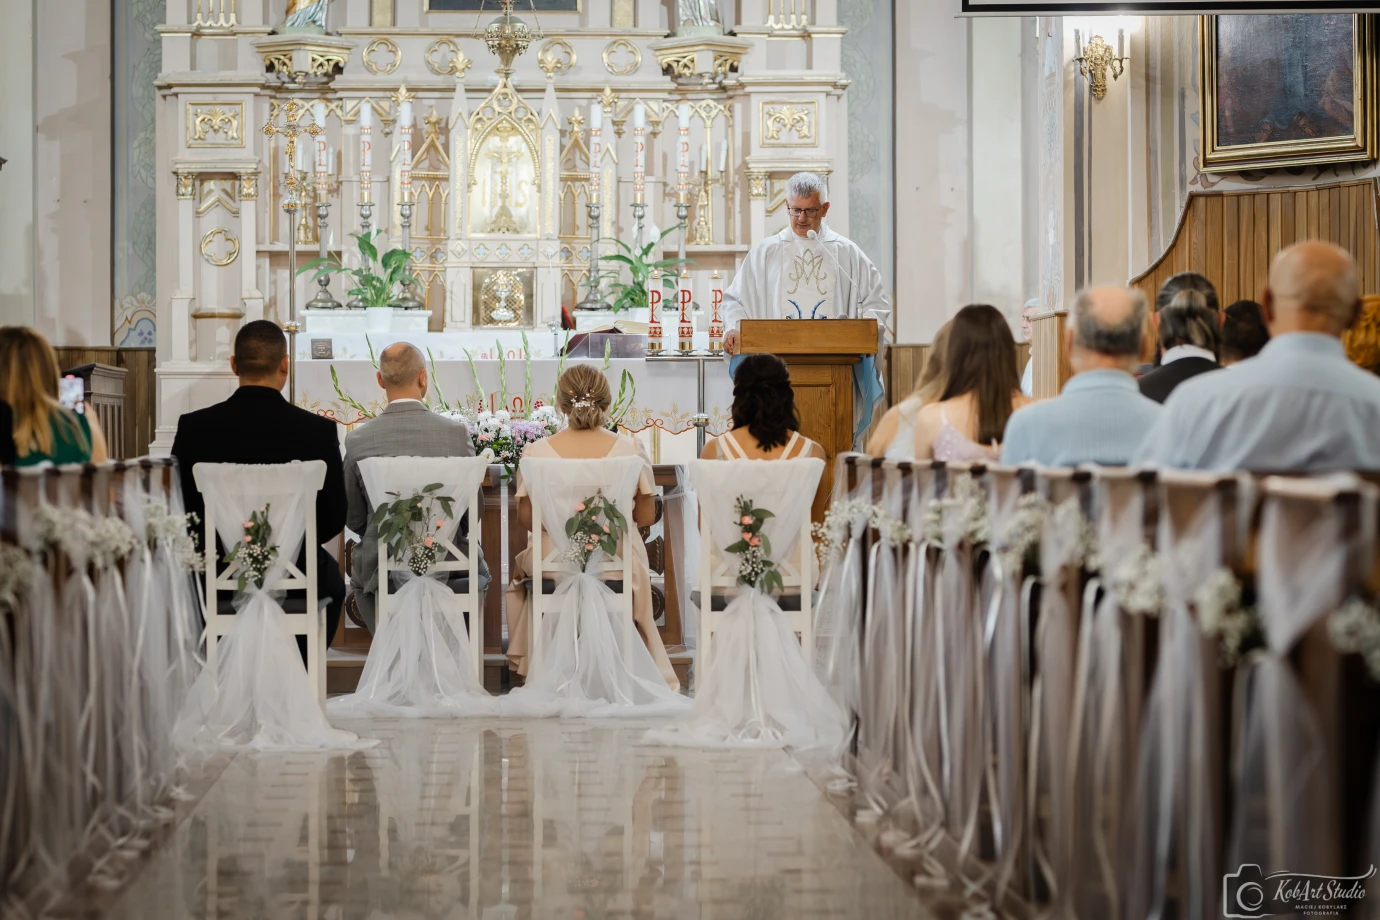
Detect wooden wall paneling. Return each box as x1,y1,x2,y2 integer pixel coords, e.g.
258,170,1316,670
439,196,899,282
53,346,156,458
1282,193,1297,257
1206,196,1224,294
1191,199,1207,271
1340,191,1351,256
1308,189,1321,241
1032,311,1070,400
1239,195,1254,301
1254,194,1269,302
1223,195,1240,305
1268,194,1283,280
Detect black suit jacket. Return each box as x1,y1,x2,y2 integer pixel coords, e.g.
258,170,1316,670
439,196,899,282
0,401,15,465
171,386,346,543
1137,356,1222,404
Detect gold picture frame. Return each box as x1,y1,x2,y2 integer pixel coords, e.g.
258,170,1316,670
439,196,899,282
1200,14,1377,173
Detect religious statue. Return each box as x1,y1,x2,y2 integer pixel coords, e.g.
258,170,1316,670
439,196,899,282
284,0,331,33
676,0,722,36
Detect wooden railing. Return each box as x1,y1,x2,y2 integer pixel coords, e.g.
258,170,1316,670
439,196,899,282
1131,177,1380,306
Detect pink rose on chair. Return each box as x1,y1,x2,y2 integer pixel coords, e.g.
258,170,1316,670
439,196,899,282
575,502,586,511
741,531,752,541
741,515,752,525
749,536,761,547
243,535,252,543
423,536,434,547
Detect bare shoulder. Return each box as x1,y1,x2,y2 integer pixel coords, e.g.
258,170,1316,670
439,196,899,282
806,439,828,461
700,437,720,460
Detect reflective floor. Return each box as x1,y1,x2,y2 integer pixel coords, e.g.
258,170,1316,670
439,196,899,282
97,718,932,919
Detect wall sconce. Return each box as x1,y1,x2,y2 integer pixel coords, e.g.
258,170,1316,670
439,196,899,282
1073,28,1128,100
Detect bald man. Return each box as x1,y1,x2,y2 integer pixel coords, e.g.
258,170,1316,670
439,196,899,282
342,342,486,633
1134,241,1380,471
1001,286,1163,466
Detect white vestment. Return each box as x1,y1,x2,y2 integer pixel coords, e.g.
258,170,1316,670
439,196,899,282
723,224,891,445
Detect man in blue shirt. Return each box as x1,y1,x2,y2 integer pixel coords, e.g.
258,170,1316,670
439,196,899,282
1001,286,1163,467
1134,241,1380,472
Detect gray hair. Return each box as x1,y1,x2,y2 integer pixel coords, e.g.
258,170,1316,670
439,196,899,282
1072,287,1148,357
379,341,426,387
1157,288,1221,353
785,171,828,204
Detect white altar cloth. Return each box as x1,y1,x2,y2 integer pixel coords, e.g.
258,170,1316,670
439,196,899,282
296,356,736,436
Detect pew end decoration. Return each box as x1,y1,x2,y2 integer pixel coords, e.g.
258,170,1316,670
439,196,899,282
727,496,782,593
223,504,277,591
560,489,629,570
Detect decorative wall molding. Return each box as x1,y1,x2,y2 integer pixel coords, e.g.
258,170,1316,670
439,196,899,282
187,102,244,147
426,38,472,75
200,227,240,266
363,37,402,75
602,39,641,76
761,101,816,147
538,38,576,76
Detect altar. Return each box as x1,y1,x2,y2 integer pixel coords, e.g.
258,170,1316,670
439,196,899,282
148,0,853,455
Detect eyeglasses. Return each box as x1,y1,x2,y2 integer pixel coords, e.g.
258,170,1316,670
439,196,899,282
786,207,822,218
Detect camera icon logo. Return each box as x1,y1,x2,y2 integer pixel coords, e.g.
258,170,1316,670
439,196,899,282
1223,864,1272,919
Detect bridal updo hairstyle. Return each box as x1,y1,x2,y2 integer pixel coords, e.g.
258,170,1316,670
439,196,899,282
731,353,799,451
556,363,612,430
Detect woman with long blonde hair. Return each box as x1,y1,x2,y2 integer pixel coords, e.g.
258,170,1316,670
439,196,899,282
0,326,107,466
865,319,952,459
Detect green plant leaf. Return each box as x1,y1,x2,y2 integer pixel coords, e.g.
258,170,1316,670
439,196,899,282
726,539,749,553
357,232,380,267
423,483,443,492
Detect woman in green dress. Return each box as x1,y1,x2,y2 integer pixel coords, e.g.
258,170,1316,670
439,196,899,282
0,326,108,466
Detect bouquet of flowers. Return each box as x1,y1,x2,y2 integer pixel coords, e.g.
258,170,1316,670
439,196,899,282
371,483,456,577
224,504,278,592
465,406,562,474
560,489,629,570
144,499,204,573
727,496,784,593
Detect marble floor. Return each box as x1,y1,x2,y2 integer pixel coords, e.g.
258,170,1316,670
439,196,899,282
92,718,934,919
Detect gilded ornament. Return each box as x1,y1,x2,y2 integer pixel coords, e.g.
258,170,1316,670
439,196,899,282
426,38,473,76
658,53,696,79
363,38,402,75
596,85,620,114
193,0,237,30
747,171,767,200
761,101,816,147
187,102,244,147
176,172,196,200
537,38,575,76
310,50,347,76
200,228,241,267
239,173,259,200
262,51,295,74
712,53,740,78
197,178,241,216
602,39,641,77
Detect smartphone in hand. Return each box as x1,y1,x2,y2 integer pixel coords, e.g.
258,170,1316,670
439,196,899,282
59,375,85,414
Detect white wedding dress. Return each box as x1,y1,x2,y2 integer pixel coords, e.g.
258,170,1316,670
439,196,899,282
502,455,691,719
328,456,499,718
172,462,375,753
644,457,846,750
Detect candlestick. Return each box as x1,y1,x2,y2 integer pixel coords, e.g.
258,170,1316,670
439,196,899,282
632,104,646,206
359,103,373,207
676,104,691,206
647,268,663,354
399,101,414,202
308,194,341,310
699,142,707,174
677,270,693,353
708,270,724,353
588,103,602,205
717,139,728,173
689,163,723,246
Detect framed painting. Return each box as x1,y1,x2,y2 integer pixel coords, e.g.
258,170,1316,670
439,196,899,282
425,0,579,11
1200,14,1376,172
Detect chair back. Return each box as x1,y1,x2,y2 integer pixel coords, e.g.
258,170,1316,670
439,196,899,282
521,454,646,677
690,457,825,690
193,460,328,702
359,455,490,679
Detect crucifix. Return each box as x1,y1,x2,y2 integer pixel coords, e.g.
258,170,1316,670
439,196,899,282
485,138,523,234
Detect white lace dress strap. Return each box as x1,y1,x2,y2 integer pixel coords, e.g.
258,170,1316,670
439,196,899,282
719,431,748,459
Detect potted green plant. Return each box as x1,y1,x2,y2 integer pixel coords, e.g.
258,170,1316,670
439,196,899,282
582,225,687,315
298,229,415,333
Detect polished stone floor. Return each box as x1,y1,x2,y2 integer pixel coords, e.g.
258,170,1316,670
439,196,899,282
95,718,932,919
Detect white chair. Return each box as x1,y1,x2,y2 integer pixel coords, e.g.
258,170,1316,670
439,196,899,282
194,459,329,703
366,456,489,680
693,458,819,696
525,456,640,677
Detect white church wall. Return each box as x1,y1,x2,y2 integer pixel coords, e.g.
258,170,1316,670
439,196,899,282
34,0,113,347
0,0,36,329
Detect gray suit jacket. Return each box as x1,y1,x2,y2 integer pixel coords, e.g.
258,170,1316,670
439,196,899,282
343,401,487,629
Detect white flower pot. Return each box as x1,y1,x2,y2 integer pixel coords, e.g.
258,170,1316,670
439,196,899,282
364,308,392,333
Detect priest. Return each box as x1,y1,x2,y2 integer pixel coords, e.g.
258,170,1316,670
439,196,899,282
722,171,890,445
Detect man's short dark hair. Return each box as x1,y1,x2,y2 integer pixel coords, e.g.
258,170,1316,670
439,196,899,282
233,320,288,378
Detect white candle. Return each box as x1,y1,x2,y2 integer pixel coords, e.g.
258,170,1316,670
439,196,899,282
632,103,646,204
677,102,690,131
676,104,690,201
633,101,646,130
359,103,373,204
699,143,707,173
312,101,327,132
294,139,305,172
399,101,413,200
589,102,602,132
717,139,728,173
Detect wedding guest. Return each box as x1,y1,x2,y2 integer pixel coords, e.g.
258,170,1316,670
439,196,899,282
911,304,1029,461
172,320,348,649
506,364,678,690
866,321,951,461
1135,241,1380,472
1137,286,1222,403
1020,298,1040,397
1220,299,1271,366
342,341,487,634
706,352,828,488
0,326,108,466
1342,294,1380,376
1002,286,1162,467
1138,272,1220,375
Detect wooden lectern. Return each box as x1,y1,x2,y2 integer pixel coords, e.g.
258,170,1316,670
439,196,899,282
739,319,879,521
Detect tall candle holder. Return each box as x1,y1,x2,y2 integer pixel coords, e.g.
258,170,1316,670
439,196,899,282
263,99,321,405
307,196,341,309
395,197,424,310
394,103,424,311
676,269,693,354
690,165,724,246
646,268,663,354
575,199,606,311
